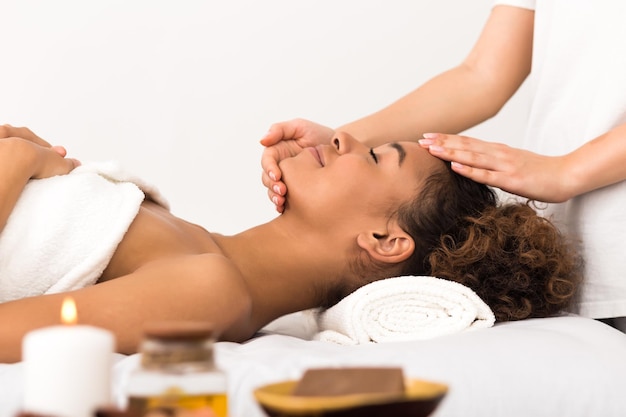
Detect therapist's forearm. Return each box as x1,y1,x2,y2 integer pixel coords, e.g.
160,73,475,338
337,64,504,147
563,122,626,198
337,5,534,148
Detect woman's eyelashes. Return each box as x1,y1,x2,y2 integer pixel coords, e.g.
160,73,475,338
369,148,379,163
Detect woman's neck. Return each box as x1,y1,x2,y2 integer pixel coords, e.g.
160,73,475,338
210,216,352,329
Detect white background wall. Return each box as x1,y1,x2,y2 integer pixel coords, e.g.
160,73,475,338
0,0,529,234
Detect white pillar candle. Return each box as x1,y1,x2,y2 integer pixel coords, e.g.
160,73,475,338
21,298,115,417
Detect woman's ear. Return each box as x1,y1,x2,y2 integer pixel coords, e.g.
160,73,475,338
356,221,415,264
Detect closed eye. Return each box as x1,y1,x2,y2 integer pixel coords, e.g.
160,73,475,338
369,148,378,163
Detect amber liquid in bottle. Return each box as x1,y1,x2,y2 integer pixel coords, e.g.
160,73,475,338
128,391,228,416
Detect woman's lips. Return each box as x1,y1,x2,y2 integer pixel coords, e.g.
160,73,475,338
308,147,325,166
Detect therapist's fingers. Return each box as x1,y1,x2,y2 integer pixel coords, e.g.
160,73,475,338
260,121,292,147
260,118,335,148
261,169,286,213
261,139,313,212
419,133,571,202
261,145,284,183
260,118,311,147
419,133,507,170
260,145,286,213
268,188,285,213
0,124,53,148
419,133,519,181
261,169,285,198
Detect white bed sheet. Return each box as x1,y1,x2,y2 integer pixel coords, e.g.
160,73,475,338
2,314,625,417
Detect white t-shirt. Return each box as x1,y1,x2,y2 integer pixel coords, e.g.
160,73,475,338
493,0,626,318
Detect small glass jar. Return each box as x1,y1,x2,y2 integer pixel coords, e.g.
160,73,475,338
126,321,228,417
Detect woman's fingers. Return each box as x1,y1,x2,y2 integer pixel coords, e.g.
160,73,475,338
32,143,81,179
0,124,53,148
51,145,68,157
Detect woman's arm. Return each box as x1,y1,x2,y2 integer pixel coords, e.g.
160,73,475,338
419,122,626,203
0,254,252,363
0,125,79,232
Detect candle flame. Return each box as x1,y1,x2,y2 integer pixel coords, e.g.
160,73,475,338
61,297,78,325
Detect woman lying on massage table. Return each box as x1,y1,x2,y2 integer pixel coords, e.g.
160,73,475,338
0,125,581,363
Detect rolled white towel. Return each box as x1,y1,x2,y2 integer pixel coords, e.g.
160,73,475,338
314,276,495,345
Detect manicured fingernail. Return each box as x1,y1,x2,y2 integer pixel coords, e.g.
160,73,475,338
423,133,438,139
272,196,279,205
429,145,445,153
273,185,281,194
418,139,434,146
260,130,272,144
269,171,276,181
451,161,465,169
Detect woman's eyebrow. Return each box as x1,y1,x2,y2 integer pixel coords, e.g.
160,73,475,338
389,142,406,166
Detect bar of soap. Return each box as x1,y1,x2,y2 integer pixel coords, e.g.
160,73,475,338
292,367,405,397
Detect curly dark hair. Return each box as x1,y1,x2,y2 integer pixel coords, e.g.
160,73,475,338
394,163,582,322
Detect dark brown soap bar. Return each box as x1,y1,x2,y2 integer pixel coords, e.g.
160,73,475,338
292,367,405,397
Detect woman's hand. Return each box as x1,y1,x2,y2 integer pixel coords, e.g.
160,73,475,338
0,129,81,233
0,124,54,148
0,124,80,178
419,133,572,203
30,140,81,179
0,137,80,180
260,118,335,213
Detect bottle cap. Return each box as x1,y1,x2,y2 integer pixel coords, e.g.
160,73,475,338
140,321,216,369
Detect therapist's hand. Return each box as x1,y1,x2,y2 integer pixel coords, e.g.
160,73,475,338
260,118,335,213
419,133,571,203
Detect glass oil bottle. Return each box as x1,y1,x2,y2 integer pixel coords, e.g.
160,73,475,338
126,321,228,416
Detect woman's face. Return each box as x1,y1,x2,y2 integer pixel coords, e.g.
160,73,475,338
279,132,443,226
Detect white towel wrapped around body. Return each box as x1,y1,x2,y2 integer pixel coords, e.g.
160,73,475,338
0,161,168,303
314,275,495,345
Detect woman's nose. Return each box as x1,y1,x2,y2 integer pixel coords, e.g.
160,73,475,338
333,131,366,155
